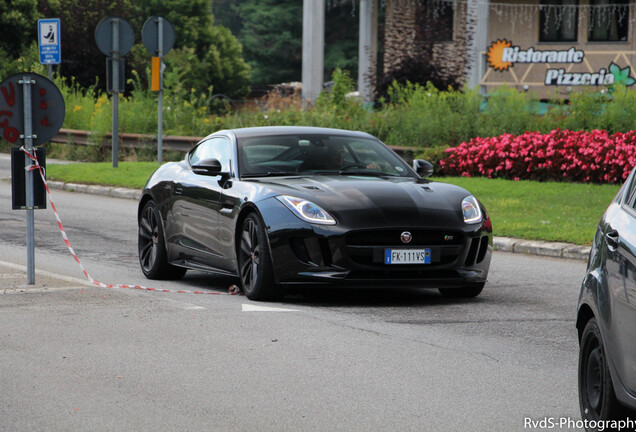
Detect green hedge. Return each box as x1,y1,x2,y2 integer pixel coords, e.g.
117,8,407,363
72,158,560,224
55,69,636,157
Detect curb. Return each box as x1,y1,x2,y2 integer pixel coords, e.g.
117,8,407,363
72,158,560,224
493,237,590,261
46,180,592,262
48,180,142,200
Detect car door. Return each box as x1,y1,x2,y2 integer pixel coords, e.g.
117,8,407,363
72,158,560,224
171,137,233,270
604,174,636,395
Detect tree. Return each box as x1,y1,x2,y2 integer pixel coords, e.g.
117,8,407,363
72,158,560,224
131,0,251,101
237,0,302,86
0,0,40,59
41,0,137,91
213,0,360,87
376,1,469,101
30,0,249,102
210,0,243,36
324,2,359,81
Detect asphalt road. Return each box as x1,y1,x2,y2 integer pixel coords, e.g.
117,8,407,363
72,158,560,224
0,155,587,431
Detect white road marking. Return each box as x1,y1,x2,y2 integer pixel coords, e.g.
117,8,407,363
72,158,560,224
242,304,300,312
159,297,206,310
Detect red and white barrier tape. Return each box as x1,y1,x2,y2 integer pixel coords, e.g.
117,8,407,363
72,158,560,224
20,146,241,296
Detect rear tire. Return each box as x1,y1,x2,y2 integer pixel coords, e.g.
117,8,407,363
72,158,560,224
138,200,187,280
579,318,627,427
238,213,279,301
438,282,484,298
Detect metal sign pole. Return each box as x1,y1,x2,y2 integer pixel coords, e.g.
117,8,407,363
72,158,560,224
157,17,164,164
20,76,35,284
95,16,134,168
142,16,174,165
112,18,120,168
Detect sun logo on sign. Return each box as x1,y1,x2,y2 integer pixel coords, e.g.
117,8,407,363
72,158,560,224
487,39,513,72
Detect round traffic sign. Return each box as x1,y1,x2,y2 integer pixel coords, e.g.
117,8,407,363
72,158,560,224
0,73,65,146
142,16,176,56
95,16,135,56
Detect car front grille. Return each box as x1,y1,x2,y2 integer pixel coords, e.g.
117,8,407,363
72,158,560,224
346,229,464,247
344,229,467,268
287,229,486,271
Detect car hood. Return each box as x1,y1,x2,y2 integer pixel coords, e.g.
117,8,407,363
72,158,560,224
248,175,473,228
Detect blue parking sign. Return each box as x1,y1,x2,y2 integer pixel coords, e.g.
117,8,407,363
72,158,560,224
38,19,61,65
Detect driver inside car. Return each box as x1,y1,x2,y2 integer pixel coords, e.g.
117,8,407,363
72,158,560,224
301,145,380,171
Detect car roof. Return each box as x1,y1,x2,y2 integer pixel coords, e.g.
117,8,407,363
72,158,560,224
213,126,376,140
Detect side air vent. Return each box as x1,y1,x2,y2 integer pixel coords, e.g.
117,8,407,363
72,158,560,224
476,236,489,263
464,237,480,266
464,236,490,266
289,237,332,266
290,237,312,264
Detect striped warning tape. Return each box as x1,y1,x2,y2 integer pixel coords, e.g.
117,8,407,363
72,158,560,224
20,146,242,296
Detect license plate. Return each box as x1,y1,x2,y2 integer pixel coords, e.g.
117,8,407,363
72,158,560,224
384,248,431,265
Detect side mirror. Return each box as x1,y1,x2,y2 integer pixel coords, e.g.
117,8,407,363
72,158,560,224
192,158,226,177
413,159,434,177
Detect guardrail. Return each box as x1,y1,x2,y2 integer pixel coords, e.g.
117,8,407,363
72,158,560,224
51,128,419,162
51,128,198,152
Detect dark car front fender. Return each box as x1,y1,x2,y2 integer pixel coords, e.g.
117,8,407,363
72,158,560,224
251,196,316,283
577,229,636,410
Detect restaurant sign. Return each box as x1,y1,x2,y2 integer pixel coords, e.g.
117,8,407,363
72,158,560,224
486,39,635,87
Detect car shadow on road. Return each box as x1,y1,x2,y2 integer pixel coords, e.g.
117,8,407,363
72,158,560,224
282,286,486,307
176,271,486,307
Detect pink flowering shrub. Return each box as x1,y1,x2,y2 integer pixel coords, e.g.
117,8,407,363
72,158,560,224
439,129,636,183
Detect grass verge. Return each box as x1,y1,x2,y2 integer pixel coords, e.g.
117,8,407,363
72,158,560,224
436,177,619,245
46,162,161,190
46,162,619,245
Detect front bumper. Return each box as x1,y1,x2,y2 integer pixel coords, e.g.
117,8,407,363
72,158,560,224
267,222,492,289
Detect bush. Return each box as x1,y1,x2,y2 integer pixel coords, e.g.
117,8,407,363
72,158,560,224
605,85,636,132
415,146,449,175
49,69,636,173
440,129,636,184
0,43,45,80
375,55,463,102
374,82,481,149
478,86,541,137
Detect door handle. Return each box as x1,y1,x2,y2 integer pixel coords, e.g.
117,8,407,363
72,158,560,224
606,230,619,250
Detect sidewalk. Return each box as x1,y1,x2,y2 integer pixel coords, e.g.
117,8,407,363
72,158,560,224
43,180,592,262
0,261,90,293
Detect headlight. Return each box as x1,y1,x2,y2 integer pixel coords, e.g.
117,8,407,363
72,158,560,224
277,195,336,225
462,195,483,224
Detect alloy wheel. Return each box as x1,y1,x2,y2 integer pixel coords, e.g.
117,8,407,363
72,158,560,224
240,217,260,292
139,204,159,273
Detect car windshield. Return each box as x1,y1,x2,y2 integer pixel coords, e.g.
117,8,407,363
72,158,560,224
237,134,413,178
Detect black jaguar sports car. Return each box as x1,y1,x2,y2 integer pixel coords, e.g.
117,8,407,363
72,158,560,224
137,126,492,300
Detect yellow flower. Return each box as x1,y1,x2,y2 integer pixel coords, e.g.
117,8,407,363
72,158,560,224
204,118,210,124
73,105,83,112
95,95,108,109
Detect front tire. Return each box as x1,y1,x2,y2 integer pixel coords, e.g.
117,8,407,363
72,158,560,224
238,213,278,300
439,282,484,298
579,318,626,427
138,200,186,280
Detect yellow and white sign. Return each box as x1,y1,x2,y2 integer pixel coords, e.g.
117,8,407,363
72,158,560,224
486,39,635,87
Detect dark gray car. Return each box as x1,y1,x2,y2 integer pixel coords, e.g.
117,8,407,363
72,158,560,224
578,169,636,429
